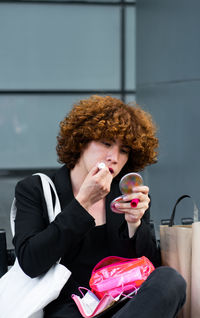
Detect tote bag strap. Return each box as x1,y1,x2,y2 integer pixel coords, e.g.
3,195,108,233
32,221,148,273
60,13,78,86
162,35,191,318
34,173,61,221
169,194,199,227
10,173,61,236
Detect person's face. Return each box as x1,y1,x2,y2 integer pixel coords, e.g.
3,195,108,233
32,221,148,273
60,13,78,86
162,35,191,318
79,140,130,178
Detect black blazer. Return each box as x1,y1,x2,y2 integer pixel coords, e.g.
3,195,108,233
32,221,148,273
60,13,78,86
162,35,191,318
13,165,161,280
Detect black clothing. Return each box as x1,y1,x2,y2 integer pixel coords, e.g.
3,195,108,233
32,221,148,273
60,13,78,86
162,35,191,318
66,224,109,288
44,267,186,318
14,165,160,276
13,165,183,318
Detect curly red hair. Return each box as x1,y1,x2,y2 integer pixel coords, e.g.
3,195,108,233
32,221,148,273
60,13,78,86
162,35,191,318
56,95,158,173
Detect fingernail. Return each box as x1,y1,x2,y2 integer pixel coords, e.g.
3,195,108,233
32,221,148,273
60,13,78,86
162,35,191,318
122,195,128,201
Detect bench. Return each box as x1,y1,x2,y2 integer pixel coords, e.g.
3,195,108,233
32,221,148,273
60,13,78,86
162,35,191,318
0,230,15,278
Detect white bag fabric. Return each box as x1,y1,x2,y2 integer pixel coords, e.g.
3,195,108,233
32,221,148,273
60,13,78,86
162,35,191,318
0,173,71,318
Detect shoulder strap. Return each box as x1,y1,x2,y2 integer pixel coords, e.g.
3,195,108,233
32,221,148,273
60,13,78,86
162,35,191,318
10,198,17,237
10,173,61,237
34,173,61,221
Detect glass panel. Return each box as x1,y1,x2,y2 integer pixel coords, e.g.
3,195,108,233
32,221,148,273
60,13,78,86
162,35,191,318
25,0,136,2
70,0,121,2
125,94,136,103
0,94,122,169
125,7,136,90
0,3,120,90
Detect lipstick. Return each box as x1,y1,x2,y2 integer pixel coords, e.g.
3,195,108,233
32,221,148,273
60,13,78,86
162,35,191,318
98,162,106,170
130,198,140,208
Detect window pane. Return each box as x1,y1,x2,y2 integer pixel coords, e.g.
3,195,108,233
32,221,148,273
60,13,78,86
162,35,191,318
125,94,135,103
0,3,120,90
66,0,112,1
0,94,122,169
125,7,136,90
0,176,19,248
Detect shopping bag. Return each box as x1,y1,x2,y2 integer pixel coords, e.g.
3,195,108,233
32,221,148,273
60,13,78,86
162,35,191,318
0,173,71,318
160,195,199,318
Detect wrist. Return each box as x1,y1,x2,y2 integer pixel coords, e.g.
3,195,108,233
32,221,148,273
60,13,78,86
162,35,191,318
127,219,141,238
75,194,90,211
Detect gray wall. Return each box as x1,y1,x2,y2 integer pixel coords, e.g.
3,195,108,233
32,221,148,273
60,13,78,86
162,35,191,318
136,0,200,237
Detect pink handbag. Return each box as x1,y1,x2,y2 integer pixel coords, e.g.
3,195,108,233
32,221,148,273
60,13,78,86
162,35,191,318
89,256,155,299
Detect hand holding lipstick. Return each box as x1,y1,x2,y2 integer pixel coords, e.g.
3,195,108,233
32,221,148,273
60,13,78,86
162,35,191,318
98,162,106,170
76,162,113,211
98,162,114,174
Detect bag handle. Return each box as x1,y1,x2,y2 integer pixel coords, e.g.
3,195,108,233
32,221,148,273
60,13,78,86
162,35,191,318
169,194,199,227
10,173,61,236
34,173,61,222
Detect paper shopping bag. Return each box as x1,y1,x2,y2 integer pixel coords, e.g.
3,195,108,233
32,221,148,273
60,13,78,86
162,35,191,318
160,195,199,318
191,222,200,317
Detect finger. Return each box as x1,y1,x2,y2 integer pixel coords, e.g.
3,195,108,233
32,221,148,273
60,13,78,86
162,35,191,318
122,192,149,203
132,185,149,194
125,213,141,223
115,198,149,211
91,163,110,177
89,165,101,176
96,167,113,182
126,209,145,219
125,209,142,218
114,201,140,210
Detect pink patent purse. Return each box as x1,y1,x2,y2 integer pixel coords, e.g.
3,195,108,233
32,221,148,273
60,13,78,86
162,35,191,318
89,255,155,299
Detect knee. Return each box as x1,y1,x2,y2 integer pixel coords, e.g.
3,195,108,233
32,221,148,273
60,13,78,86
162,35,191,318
149,266,186,299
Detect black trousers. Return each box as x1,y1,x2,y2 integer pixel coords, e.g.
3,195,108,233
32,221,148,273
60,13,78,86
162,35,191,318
45,267,186,318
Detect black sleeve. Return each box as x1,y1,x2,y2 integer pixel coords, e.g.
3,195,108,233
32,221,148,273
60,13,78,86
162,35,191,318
13,176,95,278
133,215,161,267
118,204,161,268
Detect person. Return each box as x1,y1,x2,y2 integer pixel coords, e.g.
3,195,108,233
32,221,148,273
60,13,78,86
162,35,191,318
13,95,186,318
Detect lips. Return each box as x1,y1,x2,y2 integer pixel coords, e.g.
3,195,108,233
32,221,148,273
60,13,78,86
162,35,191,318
109,167,114,174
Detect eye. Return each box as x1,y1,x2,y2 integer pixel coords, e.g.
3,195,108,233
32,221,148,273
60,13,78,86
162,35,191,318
102,141,111,147
120,147,130,155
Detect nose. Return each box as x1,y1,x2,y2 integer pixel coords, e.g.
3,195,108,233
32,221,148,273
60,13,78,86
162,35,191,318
106,145,119,164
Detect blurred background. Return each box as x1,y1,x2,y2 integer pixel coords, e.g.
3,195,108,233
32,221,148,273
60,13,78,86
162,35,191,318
0,0,200,248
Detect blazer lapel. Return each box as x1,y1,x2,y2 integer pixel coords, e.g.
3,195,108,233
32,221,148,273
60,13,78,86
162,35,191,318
52,165,74,209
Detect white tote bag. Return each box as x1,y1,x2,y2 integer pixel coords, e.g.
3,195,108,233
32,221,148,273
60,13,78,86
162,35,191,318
0,173,71,318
